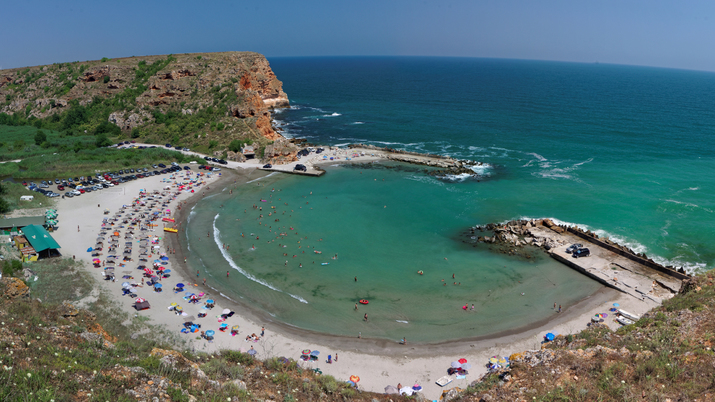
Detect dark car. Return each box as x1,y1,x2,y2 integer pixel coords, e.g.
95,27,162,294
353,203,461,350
565,243,583,254
165,144,172,148
158,163,166,168
204,156,211,161
263,164,272,169
294,164,307,172
183,166,191,170
573,248,590,258
218,159,227,165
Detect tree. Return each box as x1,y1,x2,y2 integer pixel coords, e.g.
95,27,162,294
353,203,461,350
0,197,9,214
94,121,121,136
95,134,112,148
131,128,141,138
34,129,47,145
228,139,244,153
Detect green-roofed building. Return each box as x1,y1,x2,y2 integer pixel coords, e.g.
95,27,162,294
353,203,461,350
20,224,61,259
0,216,46,235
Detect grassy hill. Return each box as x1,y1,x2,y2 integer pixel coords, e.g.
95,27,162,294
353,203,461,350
0,52,289,158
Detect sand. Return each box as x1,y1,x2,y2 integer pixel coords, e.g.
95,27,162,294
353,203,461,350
52,161,658,400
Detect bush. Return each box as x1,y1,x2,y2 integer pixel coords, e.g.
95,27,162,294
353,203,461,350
228,140,245,153
0,195,9,213
103,76,110,83
131,128,141,138
95,134,113,148
34,130,47,145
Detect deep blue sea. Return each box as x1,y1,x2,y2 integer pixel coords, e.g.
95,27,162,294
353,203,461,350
186,57,715,342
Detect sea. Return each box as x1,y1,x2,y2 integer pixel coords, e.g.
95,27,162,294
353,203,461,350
184,57,715,342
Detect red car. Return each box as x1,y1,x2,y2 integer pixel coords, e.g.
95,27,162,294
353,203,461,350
78,189,85,194
57,185,65,190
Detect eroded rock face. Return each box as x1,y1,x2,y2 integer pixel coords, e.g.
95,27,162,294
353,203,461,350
1,277,30,300
108,111,153,130
262,140,299,164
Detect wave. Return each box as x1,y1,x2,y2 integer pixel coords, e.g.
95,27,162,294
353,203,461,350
396,320,409,324
247,172,278,184
212,214,308,304
323,112,341,117
351,121,365,125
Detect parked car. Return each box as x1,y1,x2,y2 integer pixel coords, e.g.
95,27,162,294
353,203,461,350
565,243,583,254
158,163,166,168
263,164,272,168
294,164,307,172
57,185,65,191
573,248,591,258
64,192,74,198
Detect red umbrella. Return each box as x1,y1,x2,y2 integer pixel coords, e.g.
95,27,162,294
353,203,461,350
135,297,146,303
458,358,468,364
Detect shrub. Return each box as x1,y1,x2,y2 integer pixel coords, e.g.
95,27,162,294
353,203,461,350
95,134,113,148
100,57,110,62
34,130,47,145
103,76,110,83
208,140,218,149
94,121,121,136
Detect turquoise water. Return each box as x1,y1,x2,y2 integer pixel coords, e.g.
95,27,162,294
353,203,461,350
186,57,715,341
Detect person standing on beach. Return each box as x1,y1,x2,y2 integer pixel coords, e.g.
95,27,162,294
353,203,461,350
354,303,358,311
554,302,557,310
197,270,199,277
558,305,562,313
261,326,265,337
203,278,206,286
364,313,368,322
227,271,230,278
335,352,338,362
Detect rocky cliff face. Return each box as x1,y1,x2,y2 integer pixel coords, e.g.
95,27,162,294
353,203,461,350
0,51,289,148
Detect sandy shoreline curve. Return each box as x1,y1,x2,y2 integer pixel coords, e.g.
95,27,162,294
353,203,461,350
53,158,657,400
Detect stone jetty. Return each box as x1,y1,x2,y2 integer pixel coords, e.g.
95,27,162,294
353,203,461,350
467,218,689,302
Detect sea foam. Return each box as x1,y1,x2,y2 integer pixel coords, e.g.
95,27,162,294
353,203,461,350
212,214,308,303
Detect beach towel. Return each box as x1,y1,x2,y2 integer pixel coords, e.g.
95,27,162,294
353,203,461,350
456,375,466,379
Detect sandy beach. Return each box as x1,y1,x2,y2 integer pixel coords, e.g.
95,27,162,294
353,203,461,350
53,160,658,400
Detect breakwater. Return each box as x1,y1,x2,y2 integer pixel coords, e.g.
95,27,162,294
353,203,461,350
468,218,688,300
347,143,489,175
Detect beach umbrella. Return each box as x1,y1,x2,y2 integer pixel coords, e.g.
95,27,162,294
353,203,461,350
412,384,422,391
135,298,146,303
232,325,239,332
450,361,462,368
545,333,556,341
384,385,399,394
222,308,231,315
176,306,183,312
613,303,620,307
160,256,169,261
154,283,162,288
206,299,214,304
310,350,320,356
205,330,215,337
176,283,185,288
87,247,93,252
121,282,131,287
113,232,120,236
489,357,498,364
301,349,311,355
498,357,508,365
461,363,472,370
350,375,360,383
247,349,257,356
171,302,177,307
163,269,171,274
92,258,101,263
458,358,468,364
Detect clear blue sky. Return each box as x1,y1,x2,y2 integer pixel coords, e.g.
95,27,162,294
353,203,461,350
2,0,715,71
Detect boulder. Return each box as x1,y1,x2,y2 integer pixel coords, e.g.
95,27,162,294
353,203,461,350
1,277,30,300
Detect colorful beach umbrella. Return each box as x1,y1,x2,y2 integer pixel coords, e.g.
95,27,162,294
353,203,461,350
545,333,556,341
176,283,184,288
232,325,239,332
458,358,468,364
301,349,311,355
135,298,146,303
349,375,360,383
170,302,177,307
205,330,215,337
154,283,162,288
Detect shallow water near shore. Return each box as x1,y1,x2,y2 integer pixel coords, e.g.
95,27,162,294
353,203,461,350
188,57,715,341
186,164,601,342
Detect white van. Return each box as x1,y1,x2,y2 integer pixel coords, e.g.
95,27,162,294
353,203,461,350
20,195,34,201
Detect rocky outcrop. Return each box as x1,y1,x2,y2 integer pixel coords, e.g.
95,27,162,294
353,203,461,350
108,110,153,130
262,140,299,164
0,277,30,300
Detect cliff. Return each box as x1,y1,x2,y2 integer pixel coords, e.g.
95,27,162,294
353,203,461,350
0,52,290,157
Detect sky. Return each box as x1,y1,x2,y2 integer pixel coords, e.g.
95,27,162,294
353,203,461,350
2,0,715,72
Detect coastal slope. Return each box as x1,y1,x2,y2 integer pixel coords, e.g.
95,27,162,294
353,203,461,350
0,52,289,157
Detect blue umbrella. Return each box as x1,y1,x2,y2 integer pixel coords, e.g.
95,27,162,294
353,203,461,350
545,333,555,341
154,283,163,288
205,330,215,337
206,299,214,304
163,269,171,273
153,259,161,264
613,303,620,307
310,350,320,356
161,256,169,261
176,283,184,288
87,247,93,252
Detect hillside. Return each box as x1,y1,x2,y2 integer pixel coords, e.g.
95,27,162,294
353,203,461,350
0,52,297,162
